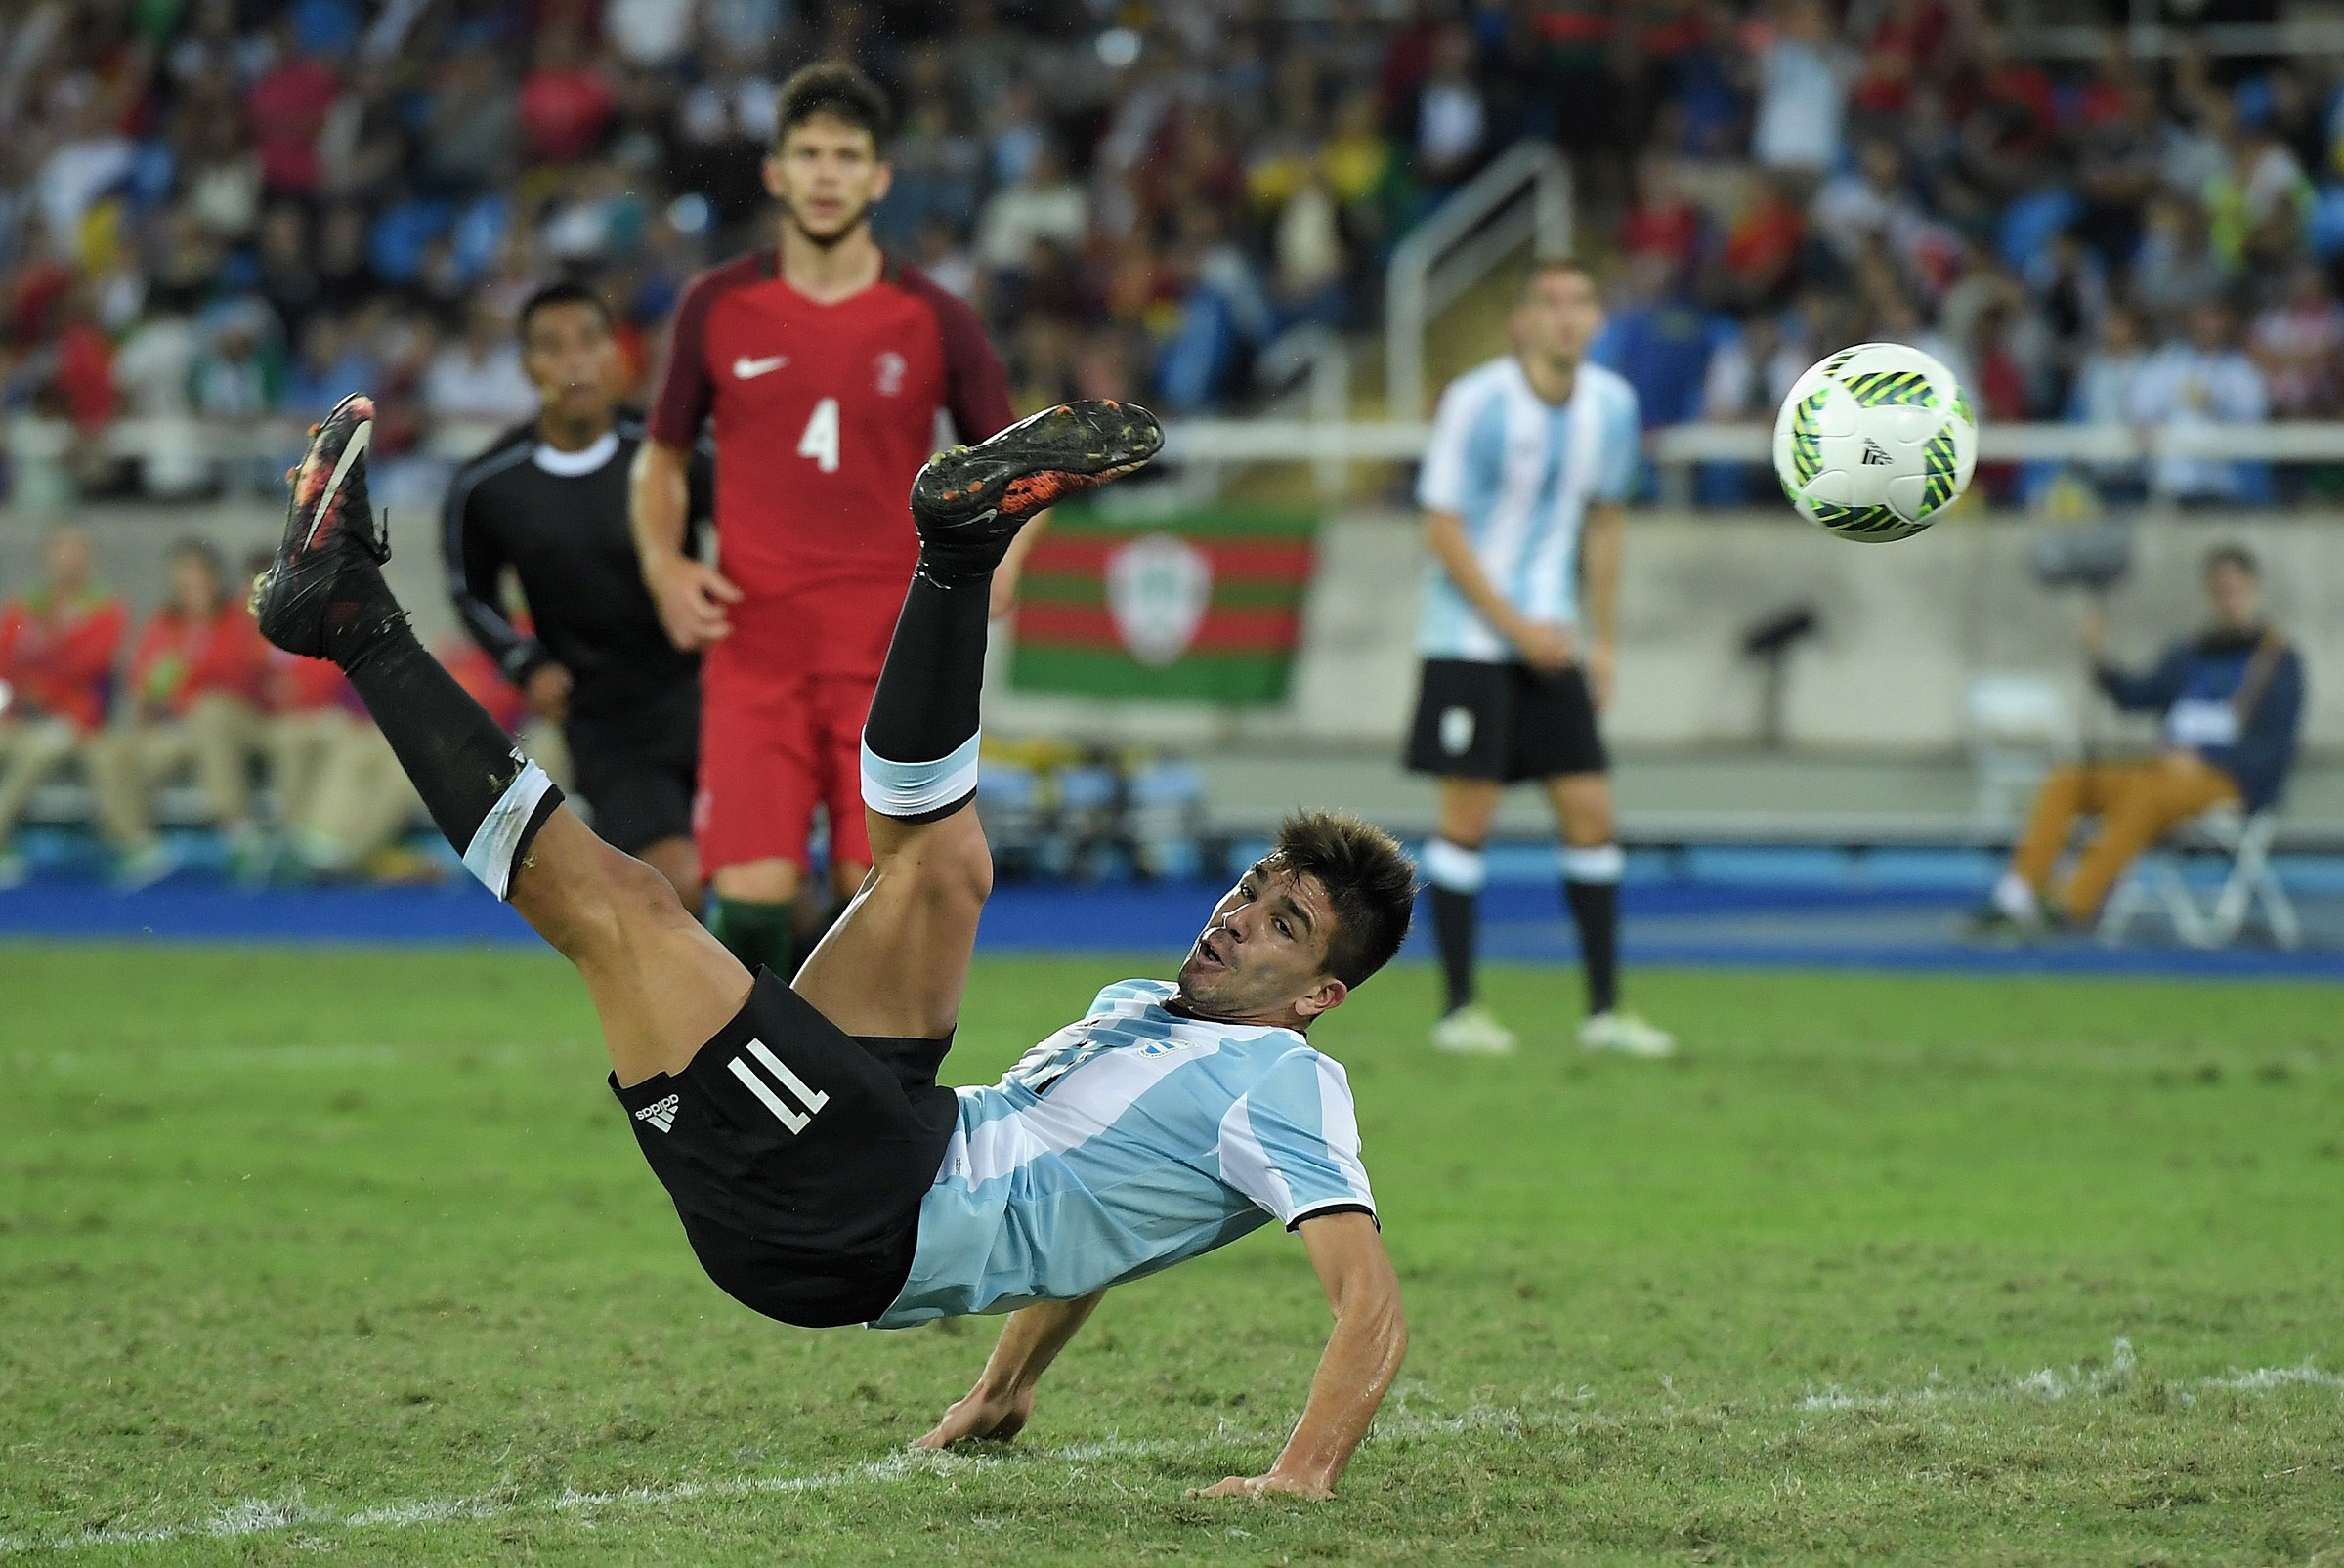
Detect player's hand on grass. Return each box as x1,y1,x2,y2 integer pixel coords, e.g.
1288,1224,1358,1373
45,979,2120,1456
915,1381,1034,1449
1191,1472,1334,1502
1513,619,1574,674
524,663,572,724
648,555,743,651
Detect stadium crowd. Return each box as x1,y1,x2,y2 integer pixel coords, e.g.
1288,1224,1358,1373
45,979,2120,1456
0,0,2338,508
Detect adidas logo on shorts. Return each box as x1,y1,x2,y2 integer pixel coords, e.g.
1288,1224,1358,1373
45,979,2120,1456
633,1094,680,1133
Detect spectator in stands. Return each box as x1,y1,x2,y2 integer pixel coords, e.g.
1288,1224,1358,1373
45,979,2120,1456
1978,545,2304,934
2131,194,2226,322
261,642,419,882
246,15,341,198
1750,0,1851,180
2068,303,2151,503
423,302,538,429
517,25,616,167
2127,299,2270,507
2249,262,2344,420
0,527,126,887
1411,23,1486,190
974,141,1088,278
85,539,270,887
1592,252,1730,434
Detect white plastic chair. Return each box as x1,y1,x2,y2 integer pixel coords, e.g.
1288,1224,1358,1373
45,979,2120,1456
2098,806,2301,950
1966,674,2071,827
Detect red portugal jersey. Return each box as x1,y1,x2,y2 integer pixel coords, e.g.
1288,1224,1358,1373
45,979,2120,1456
647,252,1014,676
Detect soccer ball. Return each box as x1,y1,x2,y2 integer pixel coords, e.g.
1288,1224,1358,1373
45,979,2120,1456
1770,343,1977,542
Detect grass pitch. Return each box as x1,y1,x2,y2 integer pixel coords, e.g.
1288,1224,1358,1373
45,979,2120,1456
2,944,2340,1565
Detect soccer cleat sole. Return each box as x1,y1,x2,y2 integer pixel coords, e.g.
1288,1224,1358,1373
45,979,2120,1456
912,399,1163,530
251,393,388,657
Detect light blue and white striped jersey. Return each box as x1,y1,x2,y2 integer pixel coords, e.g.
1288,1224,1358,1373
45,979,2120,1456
873,979,1377,1328
1416,355,1641,660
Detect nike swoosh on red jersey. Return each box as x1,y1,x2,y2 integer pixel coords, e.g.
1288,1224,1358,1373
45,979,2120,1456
733,355,789,379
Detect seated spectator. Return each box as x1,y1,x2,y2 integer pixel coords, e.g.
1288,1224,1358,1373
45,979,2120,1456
424,302,539,430
2068,303,2150,502
281,312,379,424
516,26,615,167
0,527,126,886
1811,138,1925,267
2131,195,2225,322
1590,252,1730,432
2127,300,2270,506
85,539,270,886
246,16,341,198
1978,545,2304,933
2248,263,2344,419
1412,24,1486,189
974,142,1089,276
1750,0,1851,180
262,645,419,881
1620,154,1702,275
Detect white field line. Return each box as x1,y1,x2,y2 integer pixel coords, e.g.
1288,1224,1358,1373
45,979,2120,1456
1798,1337,2344,1411
6,1362,2337,1558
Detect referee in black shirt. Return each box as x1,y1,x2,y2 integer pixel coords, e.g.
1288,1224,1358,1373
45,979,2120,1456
445,281,713,904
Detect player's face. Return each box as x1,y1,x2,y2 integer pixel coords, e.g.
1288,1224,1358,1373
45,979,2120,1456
763,115,893,246
522,304,622,426
1175,861,1347,1025
1515,269,1602,367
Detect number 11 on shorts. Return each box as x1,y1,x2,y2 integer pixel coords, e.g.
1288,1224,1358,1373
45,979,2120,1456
798,398,840,473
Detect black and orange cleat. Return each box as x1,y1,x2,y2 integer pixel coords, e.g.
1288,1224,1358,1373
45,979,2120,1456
910,400,1162,574
250,393,388,658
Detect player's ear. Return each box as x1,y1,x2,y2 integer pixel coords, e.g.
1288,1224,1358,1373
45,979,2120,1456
761,152,788,201
1295,975,1348,1022
868,159,893,204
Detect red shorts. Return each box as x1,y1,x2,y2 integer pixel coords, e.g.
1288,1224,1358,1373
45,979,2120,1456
695,641,877,877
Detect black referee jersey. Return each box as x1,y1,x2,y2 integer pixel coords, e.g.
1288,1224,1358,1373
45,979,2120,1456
442,410,712,721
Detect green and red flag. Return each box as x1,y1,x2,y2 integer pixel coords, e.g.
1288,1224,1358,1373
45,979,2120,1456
1010,504,1319,704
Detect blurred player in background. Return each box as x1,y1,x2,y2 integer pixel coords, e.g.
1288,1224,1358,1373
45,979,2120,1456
633,64,1022,980
1408,260,1674,1058
0,527,125,888
448,282,712,904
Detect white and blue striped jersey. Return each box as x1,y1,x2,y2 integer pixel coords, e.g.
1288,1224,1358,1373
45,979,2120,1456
1416,355,1641,660
873,979,1377,1328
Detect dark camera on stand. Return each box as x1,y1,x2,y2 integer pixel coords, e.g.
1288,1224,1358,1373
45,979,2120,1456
2029,520,2134,593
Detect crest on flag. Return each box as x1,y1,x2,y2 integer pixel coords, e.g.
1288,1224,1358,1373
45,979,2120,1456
1105,533,1213,668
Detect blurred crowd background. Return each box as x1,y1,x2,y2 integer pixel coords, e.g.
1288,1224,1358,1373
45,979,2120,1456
0,0,2337,511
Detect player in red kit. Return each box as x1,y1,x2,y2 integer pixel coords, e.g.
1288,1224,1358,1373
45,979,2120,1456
632,63,1020,978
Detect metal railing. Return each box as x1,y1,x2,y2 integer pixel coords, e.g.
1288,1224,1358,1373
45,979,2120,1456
1384,140,1572,422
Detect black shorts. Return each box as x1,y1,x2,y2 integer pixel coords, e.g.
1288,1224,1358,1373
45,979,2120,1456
1403,657,1608,783
610,970,958,1328
566,681,699,857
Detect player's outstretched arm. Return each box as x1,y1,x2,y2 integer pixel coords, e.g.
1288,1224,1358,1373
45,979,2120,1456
1195,1211,1405,1502
915,1290,1107,1450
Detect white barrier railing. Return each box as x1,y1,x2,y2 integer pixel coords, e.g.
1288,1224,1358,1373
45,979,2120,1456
1159,418,2344,469
1385,140,1571,422
18,416,2344,505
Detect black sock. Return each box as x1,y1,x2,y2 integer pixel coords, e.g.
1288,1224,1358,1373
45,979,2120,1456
861,558,990,823
1564,878,1620,1016
709,896,793,979
1430,886,1477,1014
325,563,560,898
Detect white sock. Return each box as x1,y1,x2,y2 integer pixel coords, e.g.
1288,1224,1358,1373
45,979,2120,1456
1992,871,2038,921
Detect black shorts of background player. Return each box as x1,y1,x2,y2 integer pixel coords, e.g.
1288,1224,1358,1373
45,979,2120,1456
445,282,712,904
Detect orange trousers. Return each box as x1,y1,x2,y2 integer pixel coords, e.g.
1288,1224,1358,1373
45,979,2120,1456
2011,754,2240,922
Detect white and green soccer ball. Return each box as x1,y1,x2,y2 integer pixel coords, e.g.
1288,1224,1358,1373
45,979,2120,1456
1770,343,1978,542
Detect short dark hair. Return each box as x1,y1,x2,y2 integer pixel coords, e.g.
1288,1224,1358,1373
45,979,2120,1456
517,280,614,344
1269,810,1416,989
1518,256,1594,301
774,62,891,148
2206,543,2259,578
